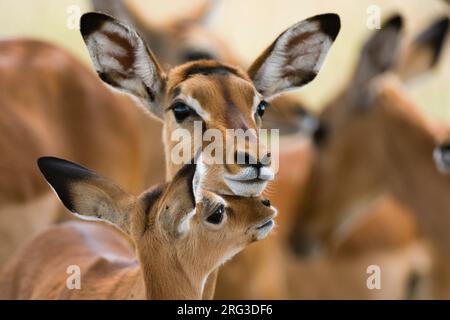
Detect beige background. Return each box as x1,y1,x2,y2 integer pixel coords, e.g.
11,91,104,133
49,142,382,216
0,0,448,120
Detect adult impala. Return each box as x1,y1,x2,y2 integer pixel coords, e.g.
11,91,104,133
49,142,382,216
0,157,276,299
288,15,450,263
215,15,449,299
79,11,340,197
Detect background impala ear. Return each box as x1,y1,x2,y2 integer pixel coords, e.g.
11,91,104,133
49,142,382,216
37,157,135,234
80,12,167,119
352,14,403,87
396,16,449,81
248,13,341,98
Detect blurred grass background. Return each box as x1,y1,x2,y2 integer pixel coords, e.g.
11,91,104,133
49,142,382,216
0,0,448,122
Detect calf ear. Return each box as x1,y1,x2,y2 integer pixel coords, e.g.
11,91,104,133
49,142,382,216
37,157,135,234
353,15,403,86
248,13,340,98
397,16,449,81
80,12,166,119
159,163,197,238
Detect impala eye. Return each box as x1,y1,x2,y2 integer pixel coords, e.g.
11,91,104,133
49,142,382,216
257,101,268,118
171,102,195,122
206,204,225,225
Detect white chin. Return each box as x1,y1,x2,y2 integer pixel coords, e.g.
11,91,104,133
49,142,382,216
224,178,268,197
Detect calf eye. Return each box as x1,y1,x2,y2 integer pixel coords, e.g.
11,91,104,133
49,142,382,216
206,204,225,225
261,199,271,207
171,102,195,122
256,101,268,118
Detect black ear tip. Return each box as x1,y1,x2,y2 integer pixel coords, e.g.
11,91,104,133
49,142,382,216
80,12,113,37
429,16,450,40
37,156,64,176
315,13,341,41
37,156,94,181
416,16,450,65
383,14,403,30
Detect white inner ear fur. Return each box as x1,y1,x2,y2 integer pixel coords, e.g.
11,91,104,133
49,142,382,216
134,40,163,96
252,93,262,114
177,208,196,235
193,152,207,202
86,19,164,117
254,20,332,97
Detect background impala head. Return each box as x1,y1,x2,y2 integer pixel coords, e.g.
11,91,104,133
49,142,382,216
91,0,315,137
288,15,449,256
37,156,277,299
91,0,238,67
79,12,340,196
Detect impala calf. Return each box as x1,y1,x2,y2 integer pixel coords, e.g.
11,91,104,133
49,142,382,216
0,157,276,299
79,12,340,197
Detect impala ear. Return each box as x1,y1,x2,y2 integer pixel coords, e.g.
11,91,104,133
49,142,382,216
91,0,133,22
80,12,166,119
397,16,449,81
352,15,403,87
37,157,135,234
185,0,224,28
159,163,197,237
248,13,340,99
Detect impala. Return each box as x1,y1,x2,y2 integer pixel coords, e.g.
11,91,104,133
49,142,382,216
214,14,450,299
91,0,238,67
0,8,339,275
77,11,340,299
0,39,165,266
79,11,340,198
0,156,276,299
288,14,450,266
0,0,223,267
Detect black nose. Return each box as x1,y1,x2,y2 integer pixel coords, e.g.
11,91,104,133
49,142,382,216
235,151,271,168
289,232,320,257
312,122,328,146
261,199,271,207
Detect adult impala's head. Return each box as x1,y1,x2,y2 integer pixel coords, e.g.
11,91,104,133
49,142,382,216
79,12,341,197
91,0,320,138
289,15,449,257
37,156,276,298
